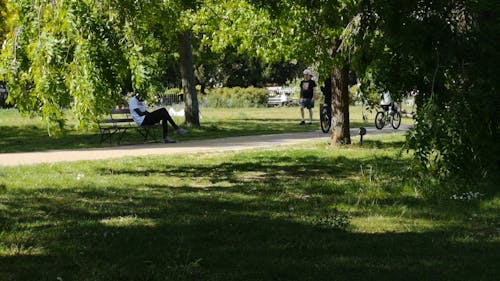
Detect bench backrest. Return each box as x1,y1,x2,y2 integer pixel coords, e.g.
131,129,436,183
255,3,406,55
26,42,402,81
100,108,136,127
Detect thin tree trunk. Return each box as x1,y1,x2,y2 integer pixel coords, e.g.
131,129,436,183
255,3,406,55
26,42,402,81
331,64,351,144
178,30,200,127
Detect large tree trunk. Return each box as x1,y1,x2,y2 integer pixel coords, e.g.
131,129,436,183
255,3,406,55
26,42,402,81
331,64,351,144
178,30,200,127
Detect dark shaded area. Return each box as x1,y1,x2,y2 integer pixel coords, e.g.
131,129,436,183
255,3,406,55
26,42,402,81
0,125,102,153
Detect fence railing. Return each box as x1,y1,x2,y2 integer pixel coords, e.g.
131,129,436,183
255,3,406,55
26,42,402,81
157,94,184,106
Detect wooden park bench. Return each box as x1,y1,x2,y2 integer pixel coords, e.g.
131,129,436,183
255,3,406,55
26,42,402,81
98,108,162,144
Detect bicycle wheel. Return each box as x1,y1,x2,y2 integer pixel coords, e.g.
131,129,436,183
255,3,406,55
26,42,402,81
320,110,331,133
391,111,401,129
375,111,385,129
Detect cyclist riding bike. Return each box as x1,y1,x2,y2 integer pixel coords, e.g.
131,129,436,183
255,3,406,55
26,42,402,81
375,91,401,129
380,91,396,113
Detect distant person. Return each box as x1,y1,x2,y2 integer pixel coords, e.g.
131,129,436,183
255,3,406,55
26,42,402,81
380,91,392,106
299,69,317,125
380,91,396,113
129,93,188,143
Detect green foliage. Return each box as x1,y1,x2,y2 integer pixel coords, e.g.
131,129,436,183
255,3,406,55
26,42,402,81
204,87,269,108
0,0,6,43
348,83,361,105
0,0,181,134
193,0,362,78
193,46,305,88
357,0,500,185
407,90,499,189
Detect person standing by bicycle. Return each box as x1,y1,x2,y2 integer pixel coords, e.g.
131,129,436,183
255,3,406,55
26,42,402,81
299,69,317,125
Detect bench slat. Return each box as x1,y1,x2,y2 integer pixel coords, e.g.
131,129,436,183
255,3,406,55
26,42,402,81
103,118,134,123
111,108,131,114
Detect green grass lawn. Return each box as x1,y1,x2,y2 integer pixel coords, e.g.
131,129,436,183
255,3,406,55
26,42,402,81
0,105,412,153
0,134,498,281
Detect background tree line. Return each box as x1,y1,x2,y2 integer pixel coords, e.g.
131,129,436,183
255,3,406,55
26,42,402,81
0,0,498,188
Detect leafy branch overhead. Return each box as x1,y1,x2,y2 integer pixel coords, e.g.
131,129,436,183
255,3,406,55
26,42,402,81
0,0,184,132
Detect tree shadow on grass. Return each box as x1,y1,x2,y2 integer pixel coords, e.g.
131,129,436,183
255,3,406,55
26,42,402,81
1,154,498,280
101,154,377,183
358,139,407,150
0,126,101,153
1,188,498,281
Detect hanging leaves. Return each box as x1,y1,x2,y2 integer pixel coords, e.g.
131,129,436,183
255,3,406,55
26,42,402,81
0,0,181,133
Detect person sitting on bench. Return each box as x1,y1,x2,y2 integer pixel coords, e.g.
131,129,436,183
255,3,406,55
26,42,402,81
129,93,188,143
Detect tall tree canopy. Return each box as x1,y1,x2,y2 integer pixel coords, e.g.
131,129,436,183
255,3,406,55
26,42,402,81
193,0,362,144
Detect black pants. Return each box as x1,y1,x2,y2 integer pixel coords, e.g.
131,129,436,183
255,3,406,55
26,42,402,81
141,108,179,139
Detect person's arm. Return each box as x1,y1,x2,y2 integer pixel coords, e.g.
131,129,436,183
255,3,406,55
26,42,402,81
312,80,317,101
129,97,149,116
134,108,149,116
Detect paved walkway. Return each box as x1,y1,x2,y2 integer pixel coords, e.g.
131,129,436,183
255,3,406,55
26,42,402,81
1,125,410,167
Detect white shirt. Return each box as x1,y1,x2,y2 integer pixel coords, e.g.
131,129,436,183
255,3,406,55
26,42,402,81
129,97,147,125
380,91,392,106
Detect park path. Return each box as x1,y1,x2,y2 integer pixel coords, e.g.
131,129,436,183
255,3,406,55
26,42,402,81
0,125,410,167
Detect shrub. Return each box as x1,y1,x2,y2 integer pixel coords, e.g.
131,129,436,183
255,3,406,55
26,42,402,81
407,89,499,194
204,87,269,108
348,84,361,105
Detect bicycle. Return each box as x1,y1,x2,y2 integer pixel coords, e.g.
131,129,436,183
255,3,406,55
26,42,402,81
374,103,401,130
319,103,333,133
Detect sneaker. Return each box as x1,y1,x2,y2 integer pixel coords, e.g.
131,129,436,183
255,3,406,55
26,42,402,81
174,128,188,135
163,136,177,143
299,120,306,125
307,121,312,125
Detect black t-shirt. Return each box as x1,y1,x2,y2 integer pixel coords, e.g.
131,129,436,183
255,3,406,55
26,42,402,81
300,79,316,99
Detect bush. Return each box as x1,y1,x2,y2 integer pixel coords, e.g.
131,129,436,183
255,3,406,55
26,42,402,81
406,89,499,193
204,87,269,108
348,84,361,105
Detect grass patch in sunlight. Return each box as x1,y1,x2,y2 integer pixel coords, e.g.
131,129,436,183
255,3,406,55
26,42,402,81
0,105,411,153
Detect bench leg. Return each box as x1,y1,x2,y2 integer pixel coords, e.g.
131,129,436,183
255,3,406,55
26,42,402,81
136,127,148,141
116,128,128,144
99,128,123,144
99,128,113,144
137,126,161,142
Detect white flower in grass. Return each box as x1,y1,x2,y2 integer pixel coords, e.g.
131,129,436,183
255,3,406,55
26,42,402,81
450,191,484,201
